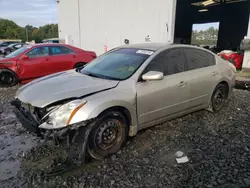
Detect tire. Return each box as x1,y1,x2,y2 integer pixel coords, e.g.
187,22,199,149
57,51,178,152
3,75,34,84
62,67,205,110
74,63,85,69
87,111,128,160
0,70,18,87
209,83,228,113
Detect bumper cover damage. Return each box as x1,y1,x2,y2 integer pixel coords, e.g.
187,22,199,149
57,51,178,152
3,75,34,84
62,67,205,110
11,99,94,164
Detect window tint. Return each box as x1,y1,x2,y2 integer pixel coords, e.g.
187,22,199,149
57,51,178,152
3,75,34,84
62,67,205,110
82,48,151,80
144,48,185,76
52,40,59,43
184,48,214,70
50,46,74,55
207,53,215,65
26,47,49,58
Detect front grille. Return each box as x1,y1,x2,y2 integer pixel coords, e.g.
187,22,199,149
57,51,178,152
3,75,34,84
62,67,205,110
20,102,39,122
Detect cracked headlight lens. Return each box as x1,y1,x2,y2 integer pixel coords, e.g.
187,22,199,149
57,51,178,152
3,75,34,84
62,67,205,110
39,100,86,129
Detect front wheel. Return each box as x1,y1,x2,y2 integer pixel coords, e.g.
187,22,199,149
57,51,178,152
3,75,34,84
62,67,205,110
0,70,18,87
209,83,228,112
87,111,128,160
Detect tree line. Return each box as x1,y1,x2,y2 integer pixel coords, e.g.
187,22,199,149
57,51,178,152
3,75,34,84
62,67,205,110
191,27,219,46
0,19,58,43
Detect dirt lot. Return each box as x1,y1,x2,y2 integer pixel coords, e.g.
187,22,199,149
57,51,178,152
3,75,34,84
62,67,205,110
1,86,250,188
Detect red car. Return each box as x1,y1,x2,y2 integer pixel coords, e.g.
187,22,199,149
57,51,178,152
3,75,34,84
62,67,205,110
220,53,244,70
0,43,96,86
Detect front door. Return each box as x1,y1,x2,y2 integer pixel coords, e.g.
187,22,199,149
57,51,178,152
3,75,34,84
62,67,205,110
136,48,191,127
18,46,50,80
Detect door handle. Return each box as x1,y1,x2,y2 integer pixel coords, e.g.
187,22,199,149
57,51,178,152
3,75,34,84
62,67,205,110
212,71,218,76
179,81,186,87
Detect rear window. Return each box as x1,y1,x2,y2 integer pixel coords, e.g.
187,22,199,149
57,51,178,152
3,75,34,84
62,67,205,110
183,48,215,70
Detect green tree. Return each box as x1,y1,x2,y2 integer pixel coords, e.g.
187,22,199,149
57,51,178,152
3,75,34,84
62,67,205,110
0,19,58,43
191,26,219,46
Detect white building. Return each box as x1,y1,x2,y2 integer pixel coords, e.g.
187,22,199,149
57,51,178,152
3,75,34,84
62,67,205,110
57,0,250,68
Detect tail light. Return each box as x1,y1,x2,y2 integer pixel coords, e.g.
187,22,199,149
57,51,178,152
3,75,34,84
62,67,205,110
90,52,97,58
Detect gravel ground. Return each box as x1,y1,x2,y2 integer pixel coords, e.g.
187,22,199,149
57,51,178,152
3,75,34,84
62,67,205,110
1,86,250,188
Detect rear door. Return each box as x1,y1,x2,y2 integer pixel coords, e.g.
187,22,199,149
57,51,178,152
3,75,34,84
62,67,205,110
48,46,76,74
183,48,218,108
18,46,50,80
136,48,192,127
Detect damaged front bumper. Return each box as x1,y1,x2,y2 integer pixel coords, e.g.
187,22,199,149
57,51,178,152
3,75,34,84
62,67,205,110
11,99,89,139
11,99,96,164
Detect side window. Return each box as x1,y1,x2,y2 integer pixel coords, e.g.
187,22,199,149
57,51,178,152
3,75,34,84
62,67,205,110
207,52,216,66
26,47,49,58
52,40,59,43
50,46,75,55
144,48,185,76
184,48,213,70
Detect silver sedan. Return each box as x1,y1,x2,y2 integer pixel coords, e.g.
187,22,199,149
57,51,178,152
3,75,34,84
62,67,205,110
12,43,236,161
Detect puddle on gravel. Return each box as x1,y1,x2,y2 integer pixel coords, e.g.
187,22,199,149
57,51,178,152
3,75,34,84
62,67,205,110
0,110,37,182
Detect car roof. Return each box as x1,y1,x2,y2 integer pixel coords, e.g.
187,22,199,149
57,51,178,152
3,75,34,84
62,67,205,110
29,43,68,47
120,43,215,55
119,43,171,51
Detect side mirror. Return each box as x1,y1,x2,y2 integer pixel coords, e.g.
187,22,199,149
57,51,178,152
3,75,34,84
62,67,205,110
142,71,164,81
20,55,29,60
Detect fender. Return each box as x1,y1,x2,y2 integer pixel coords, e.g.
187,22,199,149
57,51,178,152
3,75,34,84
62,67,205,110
70,99,138,136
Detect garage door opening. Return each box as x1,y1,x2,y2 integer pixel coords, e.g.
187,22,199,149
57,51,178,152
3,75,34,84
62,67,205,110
191,22,219,47
174,0,250,53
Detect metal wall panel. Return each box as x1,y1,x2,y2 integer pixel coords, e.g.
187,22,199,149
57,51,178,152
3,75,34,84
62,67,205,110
57,0,80,47
58,0,176,55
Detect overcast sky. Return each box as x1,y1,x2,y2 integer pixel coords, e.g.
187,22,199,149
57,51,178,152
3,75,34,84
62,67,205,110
0,0,58,27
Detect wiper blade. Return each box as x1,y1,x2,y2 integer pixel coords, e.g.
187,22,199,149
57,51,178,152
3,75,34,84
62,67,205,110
85,73,100,78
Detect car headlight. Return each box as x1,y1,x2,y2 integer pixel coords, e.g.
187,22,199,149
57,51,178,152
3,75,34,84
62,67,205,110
39,100,87,129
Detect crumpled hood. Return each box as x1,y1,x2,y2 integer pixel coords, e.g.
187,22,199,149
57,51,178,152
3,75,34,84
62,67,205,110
16,70,119,107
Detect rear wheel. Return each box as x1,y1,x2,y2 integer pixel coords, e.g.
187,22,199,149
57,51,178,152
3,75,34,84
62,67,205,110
0,70,18,87
87,111,128,160
209,83,228,112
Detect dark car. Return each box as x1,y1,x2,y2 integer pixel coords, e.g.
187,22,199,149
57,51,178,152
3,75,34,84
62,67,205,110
0,43,25,55
0,41,21,47
0,43,97,86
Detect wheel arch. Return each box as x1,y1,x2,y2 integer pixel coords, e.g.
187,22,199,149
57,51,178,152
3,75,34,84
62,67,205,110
207,80,230,107
98,106,132,127
87,104,138,137
216,81,230,97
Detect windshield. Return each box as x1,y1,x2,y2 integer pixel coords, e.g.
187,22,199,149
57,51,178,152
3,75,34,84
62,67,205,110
0,42,8,47
8,43,17,47
81,48,153,80
5,46,29,58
